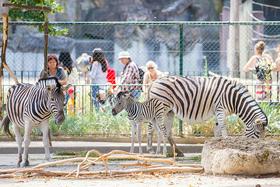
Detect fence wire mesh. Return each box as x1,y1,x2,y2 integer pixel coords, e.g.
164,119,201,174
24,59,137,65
1,21,280,137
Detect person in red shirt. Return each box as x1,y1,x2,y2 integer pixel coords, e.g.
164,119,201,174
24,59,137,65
106,64,116,88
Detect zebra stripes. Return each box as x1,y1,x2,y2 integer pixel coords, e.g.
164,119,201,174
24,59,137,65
148,75,267,138
2,77,65,167
111,91,172,155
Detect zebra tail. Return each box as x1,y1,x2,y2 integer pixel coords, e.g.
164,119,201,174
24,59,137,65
1,116,14,139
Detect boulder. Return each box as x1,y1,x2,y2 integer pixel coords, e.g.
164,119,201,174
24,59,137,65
201,137,280,175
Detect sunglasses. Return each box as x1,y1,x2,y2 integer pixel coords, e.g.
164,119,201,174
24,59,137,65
147,67,154,70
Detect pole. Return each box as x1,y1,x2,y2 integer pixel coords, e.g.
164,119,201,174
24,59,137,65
42,15,49,78
228,0,240,77
179,24,184,136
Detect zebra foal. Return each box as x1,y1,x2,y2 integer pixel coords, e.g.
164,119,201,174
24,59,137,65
1,77,65,167
110,91,171,155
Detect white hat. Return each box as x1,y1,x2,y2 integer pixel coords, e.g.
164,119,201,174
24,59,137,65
118,51,131,59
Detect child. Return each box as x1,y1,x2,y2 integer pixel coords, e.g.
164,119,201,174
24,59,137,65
67,86,75,116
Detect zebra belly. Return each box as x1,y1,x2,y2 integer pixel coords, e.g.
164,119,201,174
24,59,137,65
180,109,215,123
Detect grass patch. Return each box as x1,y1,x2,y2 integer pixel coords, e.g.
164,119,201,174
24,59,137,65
187,155,201,162
54,150,101,157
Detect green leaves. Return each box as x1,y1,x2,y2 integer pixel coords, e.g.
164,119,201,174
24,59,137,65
7,0,66,36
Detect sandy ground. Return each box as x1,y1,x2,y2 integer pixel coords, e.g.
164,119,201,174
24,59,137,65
0,154,279,187
0,174,280,187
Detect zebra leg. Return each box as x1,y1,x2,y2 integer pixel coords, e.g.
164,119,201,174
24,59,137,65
130,121,137,153
22,122,33,167
146,121,155,154
137,123,143,154
214,122,222,137
166,111,184,157
215,108,228,137
13,125,23,167
156,115,168,156
154,124,162,155
40,121,51,161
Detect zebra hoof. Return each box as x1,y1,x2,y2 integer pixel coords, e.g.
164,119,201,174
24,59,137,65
17,162,21,168
45,157,53,162
21,160,30,167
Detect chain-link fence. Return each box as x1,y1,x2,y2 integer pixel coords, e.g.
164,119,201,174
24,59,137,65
1,21,280,136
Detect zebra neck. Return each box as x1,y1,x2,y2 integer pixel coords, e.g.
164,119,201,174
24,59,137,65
125,97,138,114
236,97,260,125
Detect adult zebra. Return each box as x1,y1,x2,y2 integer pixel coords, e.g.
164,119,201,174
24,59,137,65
147,76,268,152
1,77,65,167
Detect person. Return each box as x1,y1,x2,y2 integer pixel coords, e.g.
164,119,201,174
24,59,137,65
89,48,108,111
118,51,141,99
40,54,67,86
75,53,92,84
107,64,116,89
66,86,75,116
59,52,73,76
243,41,276,101
275,45,280,70
142,60,164,100
59,52,75,104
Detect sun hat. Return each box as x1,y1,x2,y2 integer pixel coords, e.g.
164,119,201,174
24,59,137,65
118,51,131,59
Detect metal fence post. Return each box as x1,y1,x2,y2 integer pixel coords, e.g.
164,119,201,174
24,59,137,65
179,23,184,136
204,56,209,77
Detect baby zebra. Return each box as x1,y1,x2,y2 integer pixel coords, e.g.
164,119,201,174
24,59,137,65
111,91,171,155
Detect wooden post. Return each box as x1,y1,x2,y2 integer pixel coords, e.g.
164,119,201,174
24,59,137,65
42,15,49,78
0,3,19,120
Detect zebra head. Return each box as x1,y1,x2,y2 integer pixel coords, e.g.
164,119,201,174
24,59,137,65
111,91,131,116
245,115,268,138
40,77,65,125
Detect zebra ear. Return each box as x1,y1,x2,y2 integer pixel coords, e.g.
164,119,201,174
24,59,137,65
122,91,131,98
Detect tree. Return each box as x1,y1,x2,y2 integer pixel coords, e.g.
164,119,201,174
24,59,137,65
8,0,67,35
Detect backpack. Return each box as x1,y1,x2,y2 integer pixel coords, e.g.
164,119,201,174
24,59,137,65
138,67,145,84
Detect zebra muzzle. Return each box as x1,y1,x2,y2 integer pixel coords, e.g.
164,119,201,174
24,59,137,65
112,109,117,116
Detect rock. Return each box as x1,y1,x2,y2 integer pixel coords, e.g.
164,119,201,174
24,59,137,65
201,137,280,175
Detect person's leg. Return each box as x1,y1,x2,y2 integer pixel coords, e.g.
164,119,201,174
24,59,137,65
91,85,100,111
256,80,265,101
130,90,141,100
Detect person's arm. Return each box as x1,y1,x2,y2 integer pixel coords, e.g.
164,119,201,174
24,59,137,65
265,54,277,71
243,56,256,72
89,61,98,82
142,72,149,93
276,57,280,71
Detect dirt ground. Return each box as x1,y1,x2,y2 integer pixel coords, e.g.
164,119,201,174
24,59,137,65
0,173,280,187
0,154,279,187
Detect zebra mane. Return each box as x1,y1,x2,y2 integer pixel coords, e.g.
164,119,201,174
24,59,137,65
37,77,61,89
116,91,130,99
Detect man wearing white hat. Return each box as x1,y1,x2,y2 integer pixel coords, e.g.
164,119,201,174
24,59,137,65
118,51,141,99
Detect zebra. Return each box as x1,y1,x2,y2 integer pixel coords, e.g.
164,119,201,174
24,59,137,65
1,77,65,167
147,76,268,152
110,91,172,155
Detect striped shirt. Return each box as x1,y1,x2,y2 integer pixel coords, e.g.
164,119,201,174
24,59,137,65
120,61,140,91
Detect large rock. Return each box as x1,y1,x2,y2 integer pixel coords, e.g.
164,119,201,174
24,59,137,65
201,137,280,175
